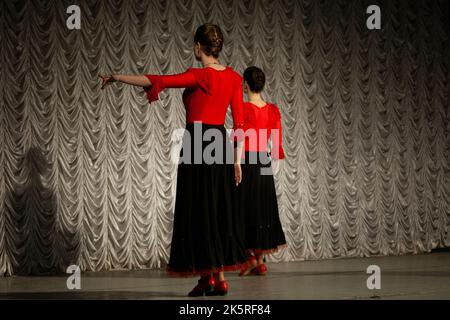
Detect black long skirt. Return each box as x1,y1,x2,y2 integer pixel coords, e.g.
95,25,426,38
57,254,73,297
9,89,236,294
236,151,287,255
167,123,247,275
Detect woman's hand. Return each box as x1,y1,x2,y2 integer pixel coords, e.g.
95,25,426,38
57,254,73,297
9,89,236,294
100,74,118,89
234,163,242,187
233,139,244,187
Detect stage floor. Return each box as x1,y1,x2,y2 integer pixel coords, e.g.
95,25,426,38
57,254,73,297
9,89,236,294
1,251,449,300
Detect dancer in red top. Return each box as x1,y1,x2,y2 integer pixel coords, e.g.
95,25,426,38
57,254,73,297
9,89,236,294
237,66,287,276
100,24,247,296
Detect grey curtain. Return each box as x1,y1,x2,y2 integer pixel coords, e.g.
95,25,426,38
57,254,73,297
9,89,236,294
0,0,449,276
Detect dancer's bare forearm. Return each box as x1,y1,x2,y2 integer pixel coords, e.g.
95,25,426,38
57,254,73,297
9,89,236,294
115,75,151,87
100,74,151,89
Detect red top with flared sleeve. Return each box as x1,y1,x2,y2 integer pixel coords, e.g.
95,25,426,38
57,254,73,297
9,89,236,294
242,102,285,160
143,67,244,131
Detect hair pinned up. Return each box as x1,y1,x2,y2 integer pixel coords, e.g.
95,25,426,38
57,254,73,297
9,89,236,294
243,66,266,93
194,23,224,58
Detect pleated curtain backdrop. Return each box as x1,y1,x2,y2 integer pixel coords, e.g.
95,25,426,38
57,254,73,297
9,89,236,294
0,0,449,276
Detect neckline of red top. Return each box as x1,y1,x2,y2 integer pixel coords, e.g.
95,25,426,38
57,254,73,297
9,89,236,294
204,66,229,72
248,101,269,109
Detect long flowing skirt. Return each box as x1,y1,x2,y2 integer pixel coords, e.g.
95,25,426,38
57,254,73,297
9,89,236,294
236,151,287,255
167,123,247,275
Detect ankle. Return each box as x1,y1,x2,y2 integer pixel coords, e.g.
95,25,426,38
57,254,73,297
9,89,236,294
248,255,257,265
256,255,264,265
213,271,225,282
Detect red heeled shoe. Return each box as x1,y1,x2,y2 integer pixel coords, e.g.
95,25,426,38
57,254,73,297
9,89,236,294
239,256,257,276
206,280,228,296
188,276,215,297
250,263,267,275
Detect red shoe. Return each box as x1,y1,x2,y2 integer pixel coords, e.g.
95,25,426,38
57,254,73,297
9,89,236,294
188,276,215,297
239,256,257,276
206,280,228,296
250,264,267,275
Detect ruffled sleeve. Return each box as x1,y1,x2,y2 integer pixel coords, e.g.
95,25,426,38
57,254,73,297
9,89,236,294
143,70,198,104
143,75,164,103
270,104,285,160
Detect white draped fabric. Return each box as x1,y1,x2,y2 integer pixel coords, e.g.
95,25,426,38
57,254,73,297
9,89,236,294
0,0,449,276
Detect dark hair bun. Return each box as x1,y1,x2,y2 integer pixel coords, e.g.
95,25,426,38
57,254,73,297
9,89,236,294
243,66,266,93
194,23,224,58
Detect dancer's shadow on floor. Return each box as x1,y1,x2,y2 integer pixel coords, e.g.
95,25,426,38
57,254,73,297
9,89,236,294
7,146,78,276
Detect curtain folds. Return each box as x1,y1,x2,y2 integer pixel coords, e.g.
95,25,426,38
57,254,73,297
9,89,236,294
0,0,449,276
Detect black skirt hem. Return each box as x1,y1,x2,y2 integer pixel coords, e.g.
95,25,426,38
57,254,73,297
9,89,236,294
246,244,288,256
166,261,247,277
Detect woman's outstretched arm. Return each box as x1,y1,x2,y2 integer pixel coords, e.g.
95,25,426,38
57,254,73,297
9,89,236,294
100,74,151,89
